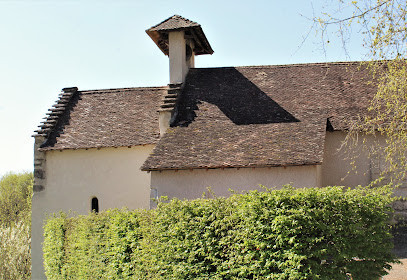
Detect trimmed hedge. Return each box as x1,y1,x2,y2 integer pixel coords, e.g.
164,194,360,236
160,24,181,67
44,210,140,279
44,186,398,279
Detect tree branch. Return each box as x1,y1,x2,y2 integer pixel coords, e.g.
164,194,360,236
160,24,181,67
323,0,391,25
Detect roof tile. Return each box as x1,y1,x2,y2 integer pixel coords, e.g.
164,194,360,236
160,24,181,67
38,87,165,150
142,62,378,170
147,15,200,32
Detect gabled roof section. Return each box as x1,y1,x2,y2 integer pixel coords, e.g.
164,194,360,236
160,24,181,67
35,86,166,151
142,62,379,171
148,15,200,31
35,61,380,169
146,15,214,55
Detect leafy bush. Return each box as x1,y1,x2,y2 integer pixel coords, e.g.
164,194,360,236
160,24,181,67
44,186,398,280
0,172,33,227
0,221,31,280
0,172,33,280
44,209,141,280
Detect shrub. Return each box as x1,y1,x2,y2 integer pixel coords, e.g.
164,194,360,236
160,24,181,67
44,186,398,280
0,172,33,227
0,220,31,280
44,209,142,280
0,172,33,280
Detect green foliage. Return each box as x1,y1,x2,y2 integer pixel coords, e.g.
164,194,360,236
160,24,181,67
316,0,407,60
44,186,398,279
366,59,407,183
43,213,67,280
0,221,31,280
0,172,33,227
315,1,407,184
43,209,142,280
0,172,33,280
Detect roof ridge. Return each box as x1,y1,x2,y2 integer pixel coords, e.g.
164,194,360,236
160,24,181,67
148,14,200,31
236,61,364,68
189,61,365,71
80,86,167,94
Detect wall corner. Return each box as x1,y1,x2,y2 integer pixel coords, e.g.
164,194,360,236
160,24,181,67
33,136,46,193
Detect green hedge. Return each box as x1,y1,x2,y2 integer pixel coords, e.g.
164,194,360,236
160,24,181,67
44,209,140,279
44,186,398,280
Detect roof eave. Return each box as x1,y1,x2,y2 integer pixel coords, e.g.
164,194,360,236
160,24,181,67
141,162,322,172
39,142,158,152
145,29,169,56
145,26,214,56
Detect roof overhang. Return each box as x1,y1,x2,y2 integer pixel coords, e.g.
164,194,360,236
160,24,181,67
146,15,214,56
146,26,213,56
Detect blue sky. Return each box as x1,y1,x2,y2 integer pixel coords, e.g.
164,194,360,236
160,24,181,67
0,0,365,177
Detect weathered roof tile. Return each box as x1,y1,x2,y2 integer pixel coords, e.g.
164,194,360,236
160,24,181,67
147,15,200,32
146,15,213,55
142,62,378,170
36,61,380,170
37,87,165,150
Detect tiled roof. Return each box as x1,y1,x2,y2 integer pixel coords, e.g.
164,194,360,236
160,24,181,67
35,87,78,139
36,87,165,150
146,15,214,55
142,102,327,170
35,61,379,169
148,15,200,32
142,62,378,170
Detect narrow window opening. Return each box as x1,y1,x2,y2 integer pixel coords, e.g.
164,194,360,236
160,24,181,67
91,197,99,213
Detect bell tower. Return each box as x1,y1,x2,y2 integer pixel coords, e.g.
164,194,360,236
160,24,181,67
146,15,214,136
146,15,213,84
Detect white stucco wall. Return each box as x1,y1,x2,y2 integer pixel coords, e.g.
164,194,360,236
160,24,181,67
322,131,407,223
321,131,383,188
169,31,187,84
150,165,321,205
322,131,407,198
31,145,154,280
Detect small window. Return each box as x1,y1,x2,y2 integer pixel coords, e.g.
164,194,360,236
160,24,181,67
91,197,99,213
